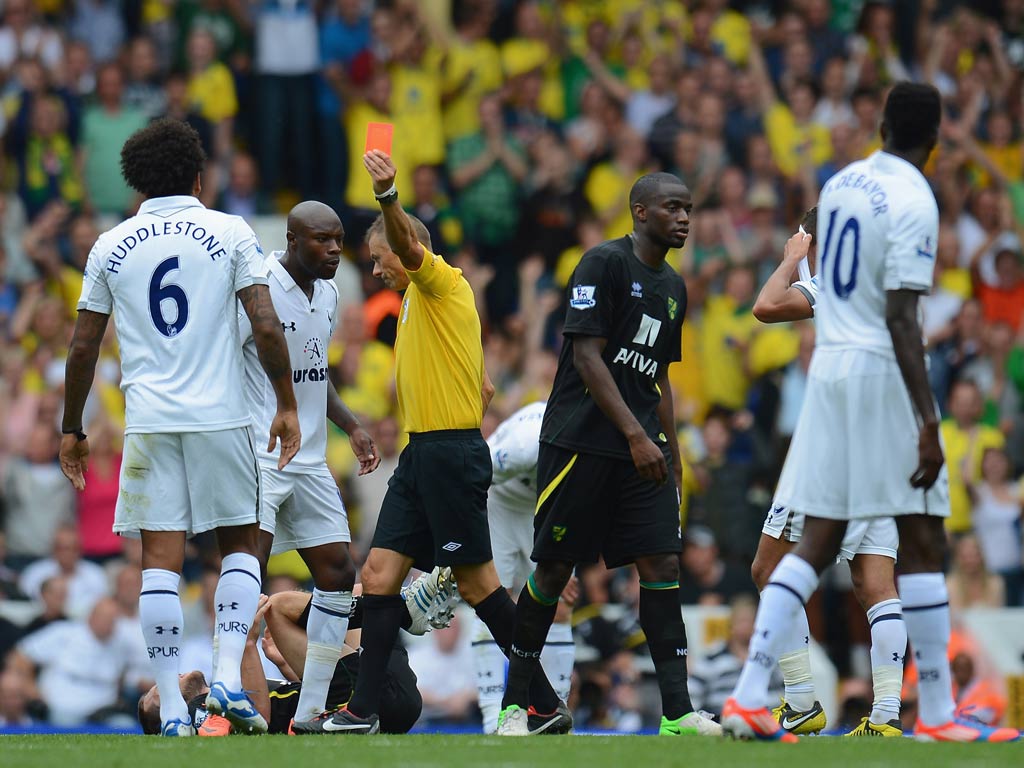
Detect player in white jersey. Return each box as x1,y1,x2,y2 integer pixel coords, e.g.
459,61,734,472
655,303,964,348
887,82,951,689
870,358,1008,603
723,84,1020,743
238,201,381,730
471,402,575,733
59,119,301,738
749,208,906,737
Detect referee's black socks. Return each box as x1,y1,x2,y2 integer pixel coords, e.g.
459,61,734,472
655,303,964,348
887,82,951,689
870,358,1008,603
346,595,414,632
639,581,694,720
346,594,406,718
475,584,561,713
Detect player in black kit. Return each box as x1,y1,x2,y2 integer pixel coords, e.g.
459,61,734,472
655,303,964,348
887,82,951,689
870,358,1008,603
497,173,719,737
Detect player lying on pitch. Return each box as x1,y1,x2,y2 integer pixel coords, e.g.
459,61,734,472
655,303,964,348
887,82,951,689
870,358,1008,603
138,591,428,735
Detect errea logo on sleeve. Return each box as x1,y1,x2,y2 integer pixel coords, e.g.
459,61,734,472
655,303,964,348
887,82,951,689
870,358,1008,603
570,285,596,309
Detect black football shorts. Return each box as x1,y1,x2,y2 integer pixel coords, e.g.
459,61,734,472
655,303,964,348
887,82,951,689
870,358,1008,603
532,443,682,568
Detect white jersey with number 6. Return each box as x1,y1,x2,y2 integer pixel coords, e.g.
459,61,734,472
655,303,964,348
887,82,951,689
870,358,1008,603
77,196,268,434
813,151,937,357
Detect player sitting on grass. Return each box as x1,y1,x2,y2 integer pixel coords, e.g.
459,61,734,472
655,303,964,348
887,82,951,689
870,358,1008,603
749,208,908,737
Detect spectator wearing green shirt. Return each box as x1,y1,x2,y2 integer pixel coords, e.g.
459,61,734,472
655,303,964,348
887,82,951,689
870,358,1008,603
447,93,528,323
80,63,147,216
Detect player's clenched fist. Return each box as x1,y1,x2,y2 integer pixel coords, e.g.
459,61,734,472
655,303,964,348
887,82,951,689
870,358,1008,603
363,149,397,196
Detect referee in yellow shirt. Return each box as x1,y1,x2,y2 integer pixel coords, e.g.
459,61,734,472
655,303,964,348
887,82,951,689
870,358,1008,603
303,150,568,735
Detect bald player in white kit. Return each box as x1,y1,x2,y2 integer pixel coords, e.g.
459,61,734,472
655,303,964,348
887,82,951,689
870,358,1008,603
722,83,1020,743
60,119,300,737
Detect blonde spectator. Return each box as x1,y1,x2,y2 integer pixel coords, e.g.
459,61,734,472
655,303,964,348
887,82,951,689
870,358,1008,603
964,448,1023,606
946,534,1005,611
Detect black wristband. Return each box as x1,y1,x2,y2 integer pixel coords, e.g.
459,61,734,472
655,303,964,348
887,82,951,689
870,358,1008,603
377,190,399,206
62,427,87,442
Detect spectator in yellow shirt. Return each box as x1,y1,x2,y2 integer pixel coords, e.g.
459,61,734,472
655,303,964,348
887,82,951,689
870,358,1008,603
941,379,1006,534
441,2,503,142
186,28,237,161
700,265,759,411
390,27,445,170
583,128,649,240
748,39,830,179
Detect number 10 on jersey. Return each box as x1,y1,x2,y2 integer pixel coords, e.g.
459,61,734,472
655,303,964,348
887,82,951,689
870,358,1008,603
820,208,860,300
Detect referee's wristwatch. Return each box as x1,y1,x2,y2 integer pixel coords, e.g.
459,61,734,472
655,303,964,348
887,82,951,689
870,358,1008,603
62,426,88,442
374,184,399,205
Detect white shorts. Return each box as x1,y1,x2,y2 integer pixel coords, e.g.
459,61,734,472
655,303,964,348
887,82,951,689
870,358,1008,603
761,502,898,561
487,492,534,592
115,428,261,537
774,350,950,521
259,469,350,555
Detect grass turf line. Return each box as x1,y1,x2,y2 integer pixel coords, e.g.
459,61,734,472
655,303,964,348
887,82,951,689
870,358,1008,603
2,734,1019,768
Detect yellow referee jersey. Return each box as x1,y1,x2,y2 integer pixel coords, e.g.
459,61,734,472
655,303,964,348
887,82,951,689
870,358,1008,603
395,249,484,433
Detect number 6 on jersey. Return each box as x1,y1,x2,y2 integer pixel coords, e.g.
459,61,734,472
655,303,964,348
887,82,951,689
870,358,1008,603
149,256,189,337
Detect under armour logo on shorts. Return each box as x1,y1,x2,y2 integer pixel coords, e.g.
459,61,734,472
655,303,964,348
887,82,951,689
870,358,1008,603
217,601,240,612
155,625,180,635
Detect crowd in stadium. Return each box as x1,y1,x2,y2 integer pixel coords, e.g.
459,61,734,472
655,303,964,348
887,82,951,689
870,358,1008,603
0,0,1023,734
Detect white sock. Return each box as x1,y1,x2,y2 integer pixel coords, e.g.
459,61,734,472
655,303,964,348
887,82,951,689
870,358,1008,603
540,621,575,704
471,615,506,733
295,589,353,720
734,554,819,709
140,568,189,725
776,603,815,712
898,574,955,726
212,552,261,691
866,598,905,723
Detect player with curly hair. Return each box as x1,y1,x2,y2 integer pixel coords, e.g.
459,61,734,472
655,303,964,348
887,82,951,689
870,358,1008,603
60,118,301,737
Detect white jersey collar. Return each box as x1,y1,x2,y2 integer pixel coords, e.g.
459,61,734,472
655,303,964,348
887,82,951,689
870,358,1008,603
871,151,929,186
268,251,300,293
138,195,206,214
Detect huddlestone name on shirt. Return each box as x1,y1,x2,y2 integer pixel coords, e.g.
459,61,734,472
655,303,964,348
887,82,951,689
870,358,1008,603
106,221,228,273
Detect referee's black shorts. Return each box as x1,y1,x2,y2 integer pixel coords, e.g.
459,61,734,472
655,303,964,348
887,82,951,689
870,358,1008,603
532,443,682,569
371,428,493,571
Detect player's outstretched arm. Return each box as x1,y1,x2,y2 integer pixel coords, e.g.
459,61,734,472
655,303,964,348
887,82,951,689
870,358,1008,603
573,336,668,484
238,283,301,469
752,231,814,323
363,149,425,271
886,289,944,489
326,385,380,476
60,309,110,490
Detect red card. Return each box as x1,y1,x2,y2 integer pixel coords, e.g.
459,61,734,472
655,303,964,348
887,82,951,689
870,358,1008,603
365,122,394,155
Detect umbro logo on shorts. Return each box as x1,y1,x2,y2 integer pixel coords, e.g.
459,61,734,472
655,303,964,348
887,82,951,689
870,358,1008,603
441,542,462,552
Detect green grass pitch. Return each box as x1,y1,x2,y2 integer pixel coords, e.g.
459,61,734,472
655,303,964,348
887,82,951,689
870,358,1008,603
1,734,1019,768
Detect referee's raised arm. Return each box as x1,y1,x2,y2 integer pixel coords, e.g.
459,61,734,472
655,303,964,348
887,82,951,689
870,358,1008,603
363,149,424,271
